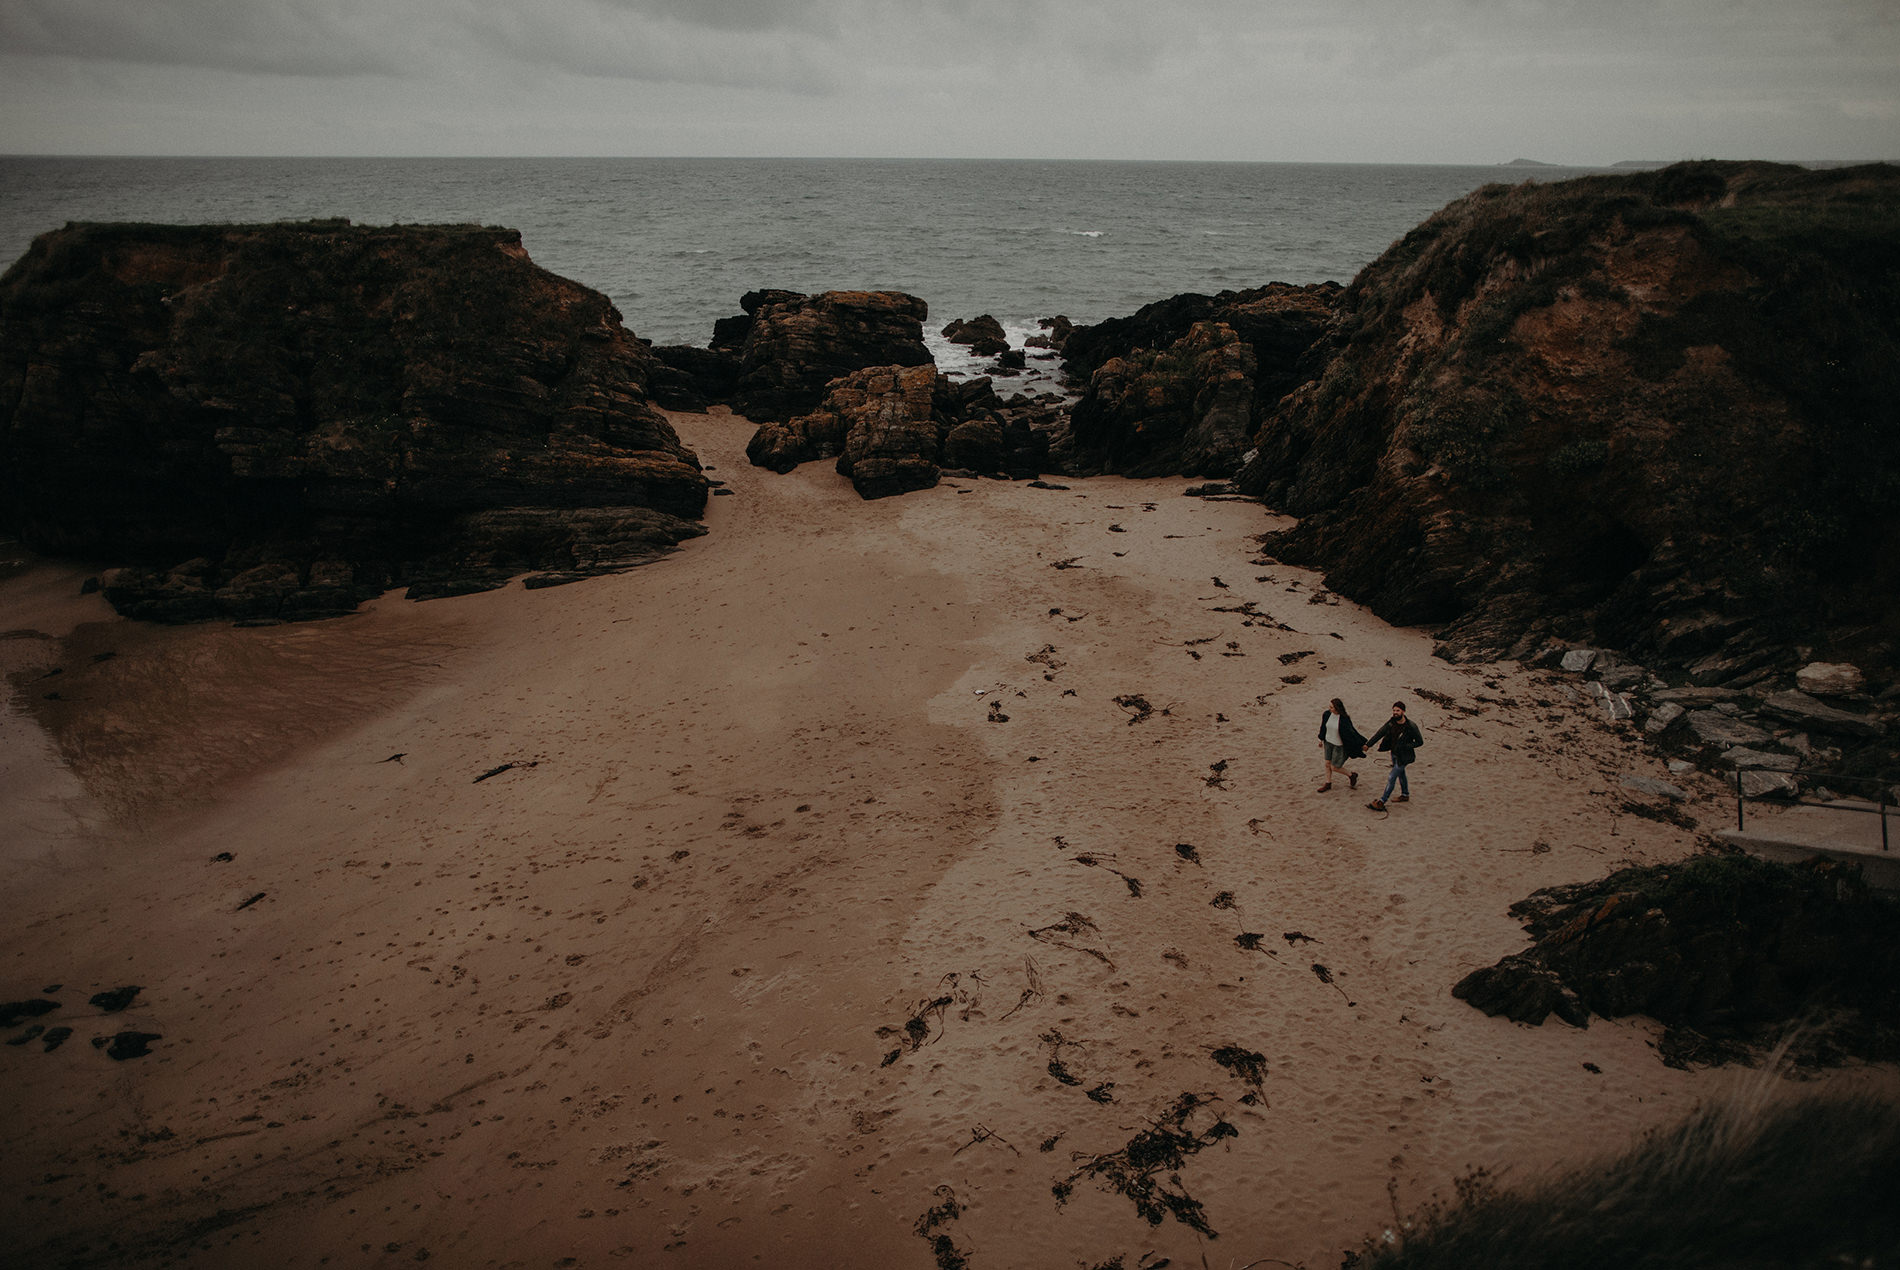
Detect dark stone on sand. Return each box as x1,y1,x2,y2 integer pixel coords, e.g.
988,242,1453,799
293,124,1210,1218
748,363,1043,498
41,1025,72,1052
0,999,61,1028
104,1031,162,1060
89,985,142,1013
0,220,708,622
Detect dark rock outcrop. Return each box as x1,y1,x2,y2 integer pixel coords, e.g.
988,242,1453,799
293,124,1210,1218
1064,321,1259,478
1233,161,1900,679
647,343,740,412
729,290,932,422
709,288,805,352
942,314,1009,355
1025,316,1074,352
833,364,949,499
0,220,708,621
1060,283,1340,477
1452,852,1900,1066
745,365,1044,498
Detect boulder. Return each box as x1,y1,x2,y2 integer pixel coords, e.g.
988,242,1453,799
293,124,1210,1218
1560,648,1600,673
1757,690,1886,740
833,364,949,499
1684,709,1774,749
1718,746,1802,772
1644,701,1687,735
942,314,1008,355
1621,775,1689,802
730,290,932,422
746,367,1043,493
1796,662,1866,698
1451,952,1590,1027
0,220,707,620
1738,770,1801,799
1025,316,1074,352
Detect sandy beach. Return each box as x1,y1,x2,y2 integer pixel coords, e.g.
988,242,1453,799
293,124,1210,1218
5,406,1895,1269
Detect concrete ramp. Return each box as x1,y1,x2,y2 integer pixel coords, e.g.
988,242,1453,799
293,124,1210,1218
1718,799,1900,891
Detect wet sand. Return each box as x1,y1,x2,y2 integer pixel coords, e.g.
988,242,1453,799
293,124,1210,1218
4,407,1895,1268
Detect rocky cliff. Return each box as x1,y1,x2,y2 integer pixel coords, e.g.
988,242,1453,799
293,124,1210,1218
1233,161,1900,679
1060,282,1339,477
727,289,933,422
0,220,707,620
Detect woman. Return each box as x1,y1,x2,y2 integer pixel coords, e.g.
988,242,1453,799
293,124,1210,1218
1364,700,1424,811
1316,697,1367,793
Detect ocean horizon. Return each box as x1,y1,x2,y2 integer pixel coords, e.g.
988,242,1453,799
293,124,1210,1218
0,156,1604,349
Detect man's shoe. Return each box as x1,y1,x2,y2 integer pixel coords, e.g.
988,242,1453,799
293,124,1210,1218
1394,795,1409,803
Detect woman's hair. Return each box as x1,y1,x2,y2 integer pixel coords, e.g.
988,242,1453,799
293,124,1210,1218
1330,698,1345,713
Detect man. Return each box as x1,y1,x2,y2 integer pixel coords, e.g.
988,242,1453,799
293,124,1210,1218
1364,700,1423,811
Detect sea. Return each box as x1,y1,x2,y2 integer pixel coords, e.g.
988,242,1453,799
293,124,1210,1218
0,157,1604,370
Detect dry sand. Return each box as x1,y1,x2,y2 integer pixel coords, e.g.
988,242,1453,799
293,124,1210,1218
4,407,1895,1269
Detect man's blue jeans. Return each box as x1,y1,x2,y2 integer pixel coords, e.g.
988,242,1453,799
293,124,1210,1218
1381,761,1410,801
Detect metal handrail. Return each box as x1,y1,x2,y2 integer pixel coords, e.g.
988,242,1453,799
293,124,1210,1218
1730,767,1894,852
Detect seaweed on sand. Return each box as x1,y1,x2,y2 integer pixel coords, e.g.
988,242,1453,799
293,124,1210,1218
1052,1092,1238,1236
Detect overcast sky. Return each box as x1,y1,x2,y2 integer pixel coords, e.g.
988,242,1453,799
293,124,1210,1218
1,0,1895,164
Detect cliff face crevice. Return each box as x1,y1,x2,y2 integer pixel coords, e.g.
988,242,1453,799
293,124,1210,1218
0,220,708,621
1235,161,1900,671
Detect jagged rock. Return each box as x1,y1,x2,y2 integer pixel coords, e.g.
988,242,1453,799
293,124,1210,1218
1720,747,1802,772
1560,649,1600,673
1451,952,1590,1026
747,367,1043,492
709,289,805,352
1621,775,1689,802
1587,681,1634,720
1738,770,1801,798
1231,162,1900,683
745,405,851,474
1796,662,1866,698
648,344,741,411
942,315,1008,355
730,290,932,422
833,364,947,499
1645,701,1687,735
1060,284,1339,478
1758,690,1886,740
1685,710,1774,748
0,221,707,621
1455,855,1900,1064
1025,316,1074,351
1065,321,1259,477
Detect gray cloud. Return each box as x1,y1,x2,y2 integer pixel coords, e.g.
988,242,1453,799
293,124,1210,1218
0,0,406,76
0,0,1893,160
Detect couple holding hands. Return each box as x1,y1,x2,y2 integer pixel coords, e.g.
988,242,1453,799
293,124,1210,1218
1318,697,1423,812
